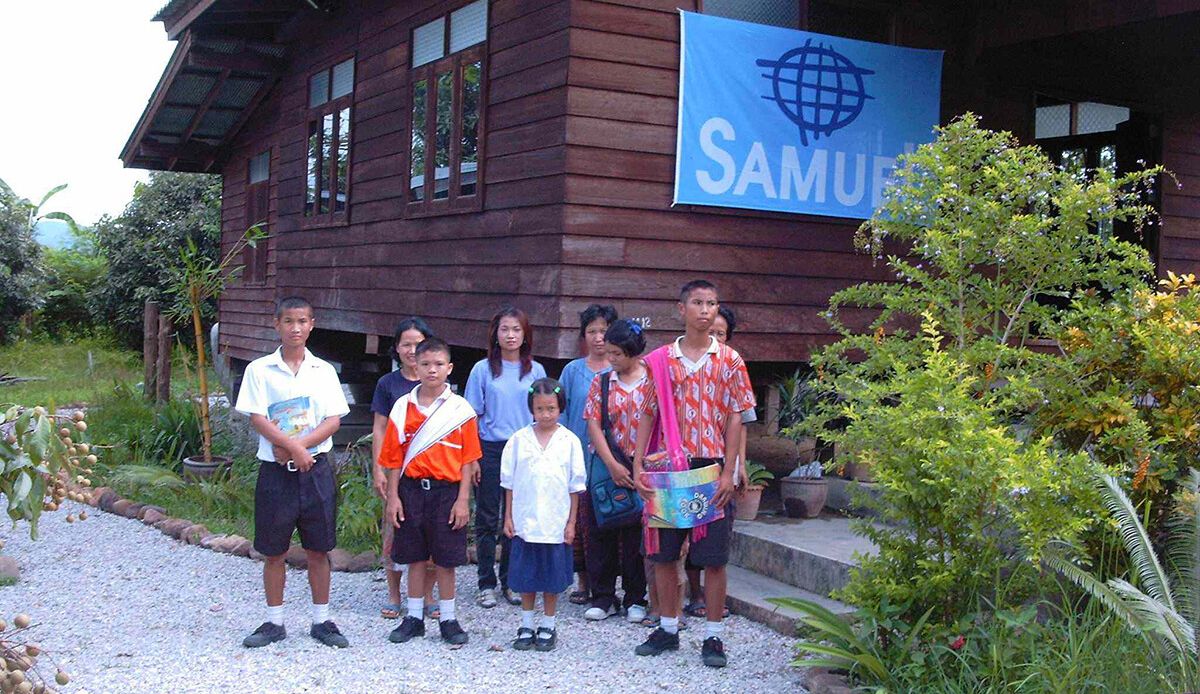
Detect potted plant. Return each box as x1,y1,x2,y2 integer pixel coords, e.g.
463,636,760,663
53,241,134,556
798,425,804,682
776,366,820,462
780,460,826,518
736,460,775,520
167,226,265,479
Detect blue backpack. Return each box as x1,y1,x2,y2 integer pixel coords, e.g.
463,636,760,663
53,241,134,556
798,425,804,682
587,375,644,529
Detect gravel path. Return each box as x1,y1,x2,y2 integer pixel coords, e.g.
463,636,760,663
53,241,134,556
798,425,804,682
1,500,806,693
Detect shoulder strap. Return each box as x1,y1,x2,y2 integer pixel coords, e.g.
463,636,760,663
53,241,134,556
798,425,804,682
600,373,613,434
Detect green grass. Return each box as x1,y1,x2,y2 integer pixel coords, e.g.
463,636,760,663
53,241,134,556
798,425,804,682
0,336,141,407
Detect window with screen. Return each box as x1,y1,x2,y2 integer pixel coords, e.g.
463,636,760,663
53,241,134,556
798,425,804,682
304,57,354,226
408,0,486,215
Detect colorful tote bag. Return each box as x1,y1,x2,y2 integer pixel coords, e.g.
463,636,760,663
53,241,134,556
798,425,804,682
641,346,724,538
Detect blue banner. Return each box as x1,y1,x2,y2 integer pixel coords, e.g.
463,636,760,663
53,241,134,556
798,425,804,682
673,11,942,219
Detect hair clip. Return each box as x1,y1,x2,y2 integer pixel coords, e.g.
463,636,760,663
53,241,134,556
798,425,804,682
553,386,562,394
528,386,536,393
628,320,643,335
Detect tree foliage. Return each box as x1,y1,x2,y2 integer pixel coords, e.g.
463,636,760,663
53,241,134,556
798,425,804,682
794,115,1166,623
93,172,221,348
0,179,67,344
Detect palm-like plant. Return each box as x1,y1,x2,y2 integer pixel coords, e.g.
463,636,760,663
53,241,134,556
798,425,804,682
1043,469,1200,688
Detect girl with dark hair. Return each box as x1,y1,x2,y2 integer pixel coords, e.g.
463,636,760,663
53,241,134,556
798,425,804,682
558,303,617,605
502,378,586,652
370,317,436,620
465,307,547,607
581,318,651,623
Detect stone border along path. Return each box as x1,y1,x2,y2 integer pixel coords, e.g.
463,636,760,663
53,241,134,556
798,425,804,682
0,496,808,693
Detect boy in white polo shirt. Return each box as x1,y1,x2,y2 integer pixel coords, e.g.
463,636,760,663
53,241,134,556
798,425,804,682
235,296,351,649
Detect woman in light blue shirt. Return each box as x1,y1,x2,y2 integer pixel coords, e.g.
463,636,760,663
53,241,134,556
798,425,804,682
465,306,546,607
558,304,616,607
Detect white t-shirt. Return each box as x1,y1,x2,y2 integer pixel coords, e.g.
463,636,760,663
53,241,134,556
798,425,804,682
500,424,587,544
235,347,350,461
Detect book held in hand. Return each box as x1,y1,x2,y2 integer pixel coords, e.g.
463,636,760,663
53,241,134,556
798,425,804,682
268,396,318,453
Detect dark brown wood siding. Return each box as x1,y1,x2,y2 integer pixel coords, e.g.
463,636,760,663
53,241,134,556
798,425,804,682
217,0,573,364
1159,113,1200,278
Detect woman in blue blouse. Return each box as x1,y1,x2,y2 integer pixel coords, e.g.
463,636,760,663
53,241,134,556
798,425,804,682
465,307,546,608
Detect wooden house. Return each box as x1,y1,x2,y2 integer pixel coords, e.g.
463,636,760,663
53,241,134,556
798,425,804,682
124,0,1200,378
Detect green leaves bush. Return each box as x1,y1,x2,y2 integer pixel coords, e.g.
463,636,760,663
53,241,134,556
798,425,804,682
794,114,1165,627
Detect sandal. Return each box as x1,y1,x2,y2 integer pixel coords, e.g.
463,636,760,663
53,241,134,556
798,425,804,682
424,603,440,620
684,600,707,618
640,614,661,628
381,603,402,620
568,590,589,605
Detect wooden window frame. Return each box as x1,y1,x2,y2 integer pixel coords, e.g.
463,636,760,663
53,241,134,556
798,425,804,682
243,149,271,285
302,56,355,229
406,42,486,217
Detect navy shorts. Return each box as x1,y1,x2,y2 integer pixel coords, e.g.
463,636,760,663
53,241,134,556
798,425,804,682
391,477,468,568
253,453,337,556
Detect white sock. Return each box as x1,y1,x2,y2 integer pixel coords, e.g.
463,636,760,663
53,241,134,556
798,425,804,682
661,616,679,634
408,597,424,619
311,602,329,625
521,610,536,629
439,599,456,623
266,603,284,626
541,614,557,630
705,620,725,639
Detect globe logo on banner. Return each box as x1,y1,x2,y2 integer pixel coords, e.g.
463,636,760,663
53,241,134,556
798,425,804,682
756,39,875,147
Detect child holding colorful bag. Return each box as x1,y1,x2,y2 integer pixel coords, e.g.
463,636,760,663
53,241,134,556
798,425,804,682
632,280,756,669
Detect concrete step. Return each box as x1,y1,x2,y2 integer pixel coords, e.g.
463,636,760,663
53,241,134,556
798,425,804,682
725,564,854,636
730,514,876,596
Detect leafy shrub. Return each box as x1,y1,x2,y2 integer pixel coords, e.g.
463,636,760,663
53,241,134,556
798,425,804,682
794,115,1164,625
1038,272,1200,519
35,235,106,337
1044,469,1200,690
832,334,1096,622
781,593,1179,693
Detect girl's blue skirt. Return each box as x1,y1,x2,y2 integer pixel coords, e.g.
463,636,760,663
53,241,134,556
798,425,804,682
508,536,574,594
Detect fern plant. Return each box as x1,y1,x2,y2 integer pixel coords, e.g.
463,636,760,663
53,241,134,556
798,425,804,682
1043,469,1200,690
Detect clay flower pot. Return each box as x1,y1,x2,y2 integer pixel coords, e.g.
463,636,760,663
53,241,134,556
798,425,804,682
182,454,233,480
735,485,765,520
780,477,827,518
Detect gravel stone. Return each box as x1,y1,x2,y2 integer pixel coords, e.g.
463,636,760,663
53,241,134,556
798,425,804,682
0,500,807,693
0,555,18,582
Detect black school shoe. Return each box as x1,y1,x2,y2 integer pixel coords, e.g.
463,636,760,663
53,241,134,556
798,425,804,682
389,616,426,643
439,619,469,645
243,621,286,648
534,627,557,652
310,620,350,648
701,636,728,668
512,626,536,651
634,627,680,656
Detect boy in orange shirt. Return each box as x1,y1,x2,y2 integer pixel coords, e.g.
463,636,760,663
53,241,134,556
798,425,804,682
379,337,481,645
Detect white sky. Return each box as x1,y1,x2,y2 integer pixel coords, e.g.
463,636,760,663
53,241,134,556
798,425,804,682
0,1,175,225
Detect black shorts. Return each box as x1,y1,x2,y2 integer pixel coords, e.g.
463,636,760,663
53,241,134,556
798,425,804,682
391,477,468,568
253,453,337,556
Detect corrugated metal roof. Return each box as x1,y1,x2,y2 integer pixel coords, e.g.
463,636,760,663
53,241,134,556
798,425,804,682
164,73,219,107
193,109,241,138
213,78,265,109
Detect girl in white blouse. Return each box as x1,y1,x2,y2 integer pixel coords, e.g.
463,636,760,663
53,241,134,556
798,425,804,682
501,378,587,652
